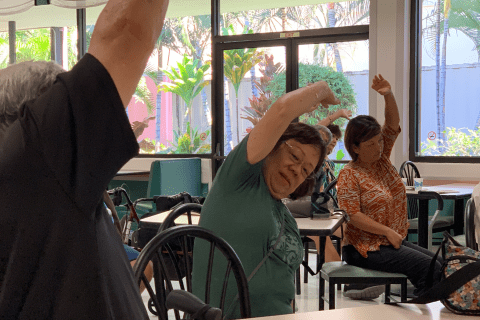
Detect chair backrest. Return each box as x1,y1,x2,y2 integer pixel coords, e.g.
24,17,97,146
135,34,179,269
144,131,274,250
399,161,421,219
158,203,202,233
147,159,203,198
399,161,421,186
133,225,251,320
465,198,478,250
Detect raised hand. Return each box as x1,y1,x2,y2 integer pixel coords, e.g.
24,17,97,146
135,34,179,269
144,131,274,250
335,108,352,120
317,81,341,109
371,74,392,96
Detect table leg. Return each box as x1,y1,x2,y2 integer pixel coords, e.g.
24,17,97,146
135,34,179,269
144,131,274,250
418,199,429,249
318,236,326,311
454,199,464,236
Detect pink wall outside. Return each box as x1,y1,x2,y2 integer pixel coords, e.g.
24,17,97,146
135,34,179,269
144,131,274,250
126,76,173,148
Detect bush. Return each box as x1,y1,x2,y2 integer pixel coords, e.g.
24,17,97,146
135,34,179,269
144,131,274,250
267,63,357,130
421,127,480,156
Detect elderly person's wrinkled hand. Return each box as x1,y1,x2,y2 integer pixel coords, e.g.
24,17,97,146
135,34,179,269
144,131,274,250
335,108,352,120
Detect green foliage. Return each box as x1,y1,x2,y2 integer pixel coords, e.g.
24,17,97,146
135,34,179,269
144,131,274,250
222,25,263,95
158,54,210,111
335,149,345,161
333,162,346,178
268,63,358,129
421,127,480,156
168,122,211,154
134,76,156,115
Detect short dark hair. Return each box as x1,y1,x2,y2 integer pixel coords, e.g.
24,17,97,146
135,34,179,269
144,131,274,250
271,122,326,200
327,124,342,139
344,115,382,162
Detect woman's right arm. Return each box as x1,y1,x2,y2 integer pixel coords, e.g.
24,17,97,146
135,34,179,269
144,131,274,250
348,212,403,249
246,82,340,164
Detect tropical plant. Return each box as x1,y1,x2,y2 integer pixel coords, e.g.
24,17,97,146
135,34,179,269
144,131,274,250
168,122,211,154
422,0,480,146
158,54,210,130
240,54,284,126
421,127,480,156
156,15,212,138
268,63,357,130
223,25,263,144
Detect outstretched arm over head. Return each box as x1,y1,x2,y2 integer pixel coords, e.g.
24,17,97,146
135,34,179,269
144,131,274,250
247,82,340,164
371,74,399,131
88,0,170,107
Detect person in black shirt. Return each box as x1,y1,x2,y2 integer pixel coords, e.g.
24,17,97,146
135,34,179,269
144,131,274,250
0,0,169,318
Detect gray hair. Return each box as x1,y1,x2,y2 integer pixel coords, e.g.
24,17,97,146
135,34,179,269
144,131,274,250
313,124,332,145
0,61,65,135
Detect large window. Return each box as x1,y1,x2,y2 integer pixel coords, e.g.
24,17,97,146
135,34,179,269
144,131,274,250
411,0,480,161
86,7,213,156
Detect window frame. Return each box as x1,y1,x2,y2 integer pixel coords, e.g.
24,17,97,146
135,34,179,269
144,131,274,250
409,0,479,163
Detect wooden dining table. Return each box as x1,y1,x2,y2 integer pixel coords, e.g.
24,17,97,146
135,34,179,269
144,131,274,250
406,184,473,249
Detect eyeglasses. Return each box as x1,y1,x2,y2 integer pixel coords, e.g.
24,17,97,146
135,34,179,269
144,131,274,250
284,141,315,180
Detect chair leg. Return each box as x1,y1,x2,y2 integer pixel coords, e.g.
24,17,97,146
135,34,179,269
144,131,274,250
328,280,336,310
319,277,325,311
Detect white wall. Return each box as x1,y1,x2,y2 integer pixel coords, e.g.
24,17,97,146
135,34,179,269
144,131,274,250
125,0,480,182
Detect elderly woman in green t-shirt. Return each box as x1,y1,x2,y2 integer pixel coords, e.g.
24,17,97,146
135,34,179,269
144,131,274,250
192,82,340,318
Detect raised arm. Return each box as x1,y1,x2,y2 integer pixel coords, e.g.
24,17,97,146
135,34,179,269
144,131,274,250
371,74,399,131
247,82,340,164
88,0,169,107
316,108,352,126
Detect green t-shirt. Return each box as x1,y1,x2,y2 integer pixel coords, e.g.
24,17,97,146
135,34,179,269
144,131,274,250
192,135,303,319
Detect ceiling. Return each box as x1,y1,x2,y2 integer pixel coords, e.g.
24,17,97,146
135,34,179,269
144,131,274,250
0,0,349,32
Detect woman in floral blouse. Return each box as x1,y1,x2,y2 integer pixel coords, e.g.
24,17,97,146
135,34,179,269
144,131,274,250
337,74,443,297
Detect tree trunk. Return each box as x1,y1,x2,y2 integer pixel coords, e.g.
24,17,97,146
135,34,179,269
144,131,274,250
435,0,442,148
156,48,163,146
224,78,233,154
439,17,449,143
328,4,343,72
235,94,240,145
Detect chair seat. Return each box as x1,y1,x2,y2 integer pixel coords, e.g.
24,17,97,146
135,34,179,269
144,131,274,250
321,261,407,280
408,216,454,230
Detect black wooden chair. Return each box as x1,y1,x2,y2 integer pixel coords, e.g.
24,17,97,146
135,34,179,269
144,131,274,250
399,161,454,248
465,198,478,250
158,203,202,233
133,225,251,320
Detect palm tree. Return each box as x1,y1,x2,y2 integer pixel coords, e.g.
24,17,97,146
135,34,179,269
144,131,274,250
158,54,210,132
223,25,263,144
423,0,480,147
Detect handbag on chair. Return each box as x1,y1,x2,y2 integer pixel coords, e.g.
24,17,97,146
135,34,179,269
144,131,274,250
403,232,480,315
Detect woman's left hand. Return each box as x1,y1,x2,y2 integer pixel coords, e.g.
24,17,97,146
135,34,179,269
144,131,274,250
371,74,392,96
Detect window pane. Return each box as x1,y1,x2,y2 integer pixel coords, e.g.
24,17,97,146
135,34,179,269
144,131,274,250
87,9,212,155
0,5,78,71
221,0,369,34
0,32,8,68
298,40,369,161
418,0,480,157
223,46,286,155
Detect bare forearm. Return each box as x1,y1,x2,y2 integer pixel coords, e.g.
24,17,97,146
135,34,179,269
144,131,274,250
317,113,336,126
88,0,169,106
247,84,325,164
349,212,391,236
384,92,400,130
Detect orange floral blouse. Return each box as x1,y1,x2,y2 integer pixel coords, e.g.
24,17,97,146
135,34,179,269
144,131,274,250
337,125,408,258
